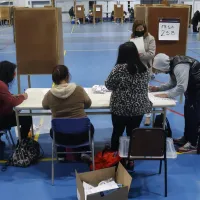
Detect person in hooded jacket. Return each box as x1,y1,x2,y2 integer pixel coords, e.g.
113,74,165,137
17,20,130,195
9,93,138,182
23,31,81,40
42,65,93,160
151,53,200,153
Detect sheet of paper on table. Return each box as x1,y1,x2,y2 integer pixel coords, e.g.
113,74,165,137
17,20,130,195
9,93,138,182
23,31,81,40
148,93,176,104
130,37,145,54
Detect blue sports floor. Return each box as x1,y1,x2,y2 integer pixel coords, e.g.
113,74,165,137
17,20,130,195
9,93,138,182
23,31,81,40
0,23,200,200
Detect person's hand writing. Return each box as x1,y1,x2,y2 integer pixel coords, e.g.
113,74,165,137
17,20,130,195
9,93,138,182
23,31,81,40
149,86,159,92
154,94,168,98
23,93,28,100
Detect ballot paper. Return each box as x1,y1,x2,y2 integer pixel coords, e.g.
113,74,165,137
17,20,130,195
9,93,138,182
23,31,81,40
92,85,110,94
130,37,145,54
83,181,119,199
148,93,176,104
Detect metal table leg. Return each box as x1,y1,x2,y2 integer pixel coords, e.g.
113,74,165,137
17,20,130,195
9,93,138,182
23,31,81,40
15,109,21,141
163,108,167,130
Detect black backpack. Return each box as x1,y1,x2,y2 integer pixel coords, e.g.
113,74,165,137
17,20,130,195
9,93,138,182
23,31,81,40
154,114,172,138
2,138,43,171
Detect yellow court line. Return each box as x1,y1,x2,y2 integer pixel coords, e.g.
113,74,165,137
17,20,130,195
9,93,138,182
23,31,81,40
64,50,66,56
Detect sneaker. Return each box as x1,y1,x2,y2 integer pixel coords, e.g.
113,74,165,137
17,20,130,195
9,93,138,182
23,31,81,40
144,117,151,126
173,136,186,146
178,142,197,153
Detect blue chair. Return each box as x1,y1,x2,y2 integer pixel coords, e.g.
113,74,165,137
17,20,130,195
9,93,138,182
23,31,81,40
51,118,95,185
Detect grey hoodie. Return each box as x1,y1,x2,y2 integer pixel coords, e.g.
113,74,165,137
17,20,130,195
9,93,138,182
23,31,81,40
153,53,190,98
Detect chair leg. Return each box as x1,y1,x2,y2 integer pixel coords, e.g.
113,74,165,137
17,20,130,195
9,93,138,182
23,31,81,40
8,130,15,147
164,159,168,197
197,136,200,154
52,141,55,186
159,160,162,174
92,139,95,171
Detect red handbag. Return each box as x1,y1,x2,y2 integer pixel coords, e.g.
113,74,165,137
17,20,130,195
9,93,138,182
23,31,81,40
90,145,122,171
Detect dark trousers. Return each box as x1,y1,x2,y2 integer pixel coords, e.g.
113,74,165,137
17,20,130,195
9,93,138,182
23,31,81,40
184,91,200,146
111,114,143,151
193,22,198,32
50,124,95,158
0,112,32,139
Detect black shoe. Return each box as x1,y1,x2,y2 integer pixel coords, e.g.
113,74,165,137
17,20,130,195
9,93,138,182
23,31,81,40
173,136,186,146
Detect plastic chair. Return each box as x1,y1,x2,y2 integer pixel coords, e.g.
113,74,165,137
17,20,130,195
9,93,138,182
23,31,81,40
51,118,95,185
128,128,167,197
0,128,15,150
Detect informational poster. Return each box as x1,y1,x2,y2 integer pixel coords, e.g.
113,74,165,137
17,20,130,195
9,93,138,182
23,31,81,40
78,7,82,11
158,18,180,41
96,7,101,12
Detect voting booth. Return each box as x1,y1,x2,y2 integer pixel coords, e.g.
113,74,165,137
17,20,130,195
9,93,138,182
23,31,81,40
134,5,147,21
0,6,11,24
14,8,64,93
146,7,189,56
114,4,123,23
76,5,85,24
93,4,103,24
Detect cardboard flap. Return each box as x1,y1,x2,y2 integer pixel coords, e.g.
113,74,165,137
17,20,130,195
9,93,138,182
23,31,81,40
87,187,129,200
76,170,85,200
116,163,132,191
79,167,116,186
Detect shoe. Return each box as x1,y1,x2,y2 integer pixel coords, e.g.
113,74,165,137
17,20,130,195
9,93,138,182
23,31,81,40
173,136,186,146
151,74,155,80
144,117,151,126
126,161,134,171
178,142,197,153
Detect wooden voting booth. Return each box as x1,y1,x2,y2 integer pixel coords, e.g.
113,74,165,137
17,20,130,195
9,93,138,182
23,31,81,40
114,4,123,23
146,7,189,56
14,8,64,93
51,0,55,7
134,5,147,21
76,5,85,24
93,4,103,24
0,7,11,25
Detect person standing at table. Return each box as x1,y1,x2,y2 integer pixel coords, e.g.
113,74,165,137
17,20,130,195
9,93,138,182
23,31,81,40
130,20,156,126
42,65,93,161
0,61,32,140
105,42,152,152
151,53,200,153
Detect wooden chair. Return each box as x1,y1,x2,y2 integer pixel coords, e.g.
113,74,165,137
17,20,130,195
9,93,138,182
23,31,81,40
128,128,167,197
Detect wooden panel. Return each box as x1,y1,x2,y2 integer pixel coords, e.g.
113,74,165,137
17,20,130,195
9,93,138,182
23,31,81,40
135,6,147,21
15,8,64,75
93,5,102,18
76,5,84,18
0,7,10,20
146,7,189,56
114,4,123,18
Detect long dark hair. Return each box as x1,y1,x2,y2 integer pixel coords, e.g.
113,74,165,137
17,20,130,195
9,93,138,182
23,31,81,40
116,42,147,75
52,65,71,85
0,61,16,85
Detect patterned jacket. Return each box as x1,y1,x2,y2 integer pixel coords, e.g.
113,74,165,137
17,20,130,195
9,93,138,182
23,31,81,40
105,64,152,117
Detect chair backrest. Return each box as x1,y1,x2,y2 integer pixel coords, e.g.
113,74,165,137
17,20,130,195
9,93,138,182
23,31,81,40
51,118,90,134
128,128,166,157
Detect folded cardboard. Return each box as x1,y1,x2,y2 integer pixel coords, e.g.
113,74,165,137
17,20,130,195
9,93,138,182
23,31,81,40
76,162,132,200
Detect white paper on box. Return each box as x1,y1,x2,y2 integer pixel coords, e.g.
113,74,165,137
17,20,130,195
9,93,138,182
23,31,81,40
117,5,121,8
158,19,180,41
96,7,101,12
130,37,145,54
78,7,81,11
84,181,119,199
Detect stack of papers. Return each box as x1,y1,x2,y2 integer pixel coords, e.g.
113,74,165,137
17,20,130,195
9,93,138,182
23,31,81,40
92,85,110,94
83,181,119,199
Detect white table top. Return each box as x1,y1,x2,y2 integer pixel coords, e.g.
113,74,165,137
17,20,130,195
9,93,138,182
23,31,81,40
15,88,176,110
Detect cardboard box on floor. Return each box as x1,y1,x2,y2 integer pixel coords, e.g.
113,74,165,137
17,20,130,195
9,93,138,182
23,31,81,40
76,163,132,200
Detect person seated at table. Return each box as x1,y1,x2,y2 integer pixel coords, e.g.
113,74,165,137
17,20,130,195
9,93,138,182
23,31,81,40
42,65,93,161
105,42,152,152
0,61,32,140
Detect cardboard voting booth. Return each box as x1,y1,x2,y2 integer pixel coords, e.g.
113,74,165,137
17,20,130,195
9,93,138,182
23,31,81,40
14,8,64,92
93,4,103,24
76,163,132,200
114,4,123,23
